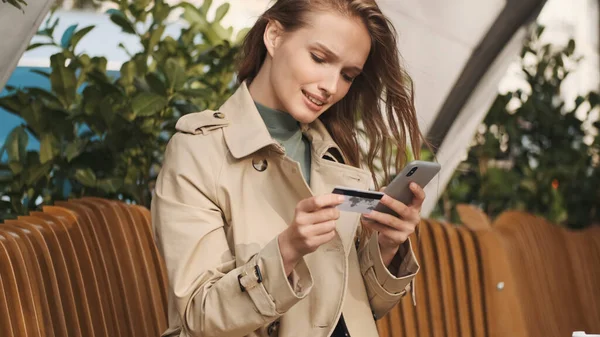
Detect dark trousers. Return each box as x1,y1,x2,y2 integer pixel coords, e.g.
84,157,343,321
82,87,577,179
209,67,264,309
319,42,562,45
330,315,350,337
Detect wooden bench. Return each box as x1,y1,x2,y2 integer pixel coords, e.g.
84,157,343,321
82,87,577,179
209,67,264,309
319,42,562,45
1,199,598,336
0,198,169,337
377,210,600,337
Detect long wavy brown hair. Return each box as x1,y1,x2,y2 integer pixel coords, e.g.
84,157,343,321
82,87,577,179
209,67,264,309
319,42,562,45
237,0,427,241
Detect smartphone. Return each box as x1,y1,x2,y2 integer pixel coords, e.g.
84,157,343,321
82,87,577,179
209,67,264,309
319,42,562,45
373,160,441,215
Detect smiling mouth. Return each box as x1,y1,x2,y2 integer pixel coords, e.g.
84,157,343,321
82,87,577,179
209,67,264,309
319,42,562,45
302,90,326,106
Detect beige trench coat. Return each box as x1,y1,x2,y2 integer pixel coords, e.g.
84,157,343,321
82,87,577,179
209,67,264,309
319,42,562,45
151,83,419,337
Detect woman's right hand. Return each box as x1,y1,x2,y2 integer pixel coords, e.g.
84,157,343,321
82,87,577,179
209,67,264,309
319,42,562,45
278,194,346,276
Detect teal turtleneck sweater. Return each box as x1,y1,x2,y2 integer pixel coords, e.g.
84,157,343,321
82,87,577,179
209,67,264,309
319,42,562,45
255,102,311,185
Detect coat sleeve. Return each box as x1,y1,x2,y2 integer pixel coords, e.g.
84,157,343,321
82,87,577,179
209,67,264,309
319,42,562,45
152,133,313,337
357,231,419,319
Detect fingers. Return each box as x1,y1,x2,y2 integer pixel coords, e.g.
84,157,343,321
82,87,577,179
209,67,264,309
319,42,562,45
409,182,426,208
362,219,410,243
297,207,340,226
311,223,338,238
362,210,417,233
378,195,419,222
297,194,345,213
295,217,337,236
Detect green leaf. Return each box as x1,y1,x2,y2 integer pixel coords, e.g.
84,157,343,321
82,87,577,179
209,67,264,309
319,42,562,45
119,61,136,86
212,24,233,41
6,0,26,10
96,177,123,193
213,3,229,22
177,88,211,97
589,92,599,107
140,118,156,134
535,25,545,38
61,24,78,49
74,168,97,187
91,56,108,73
50,53,77,107
235,27,251,44
70,26,95,50
131,92,168,117
82,86,103,116
148,25,165,51
0,94,23,114
24,162,52,186
132,53,148,75
134,0,151,10
27,43,55,51
19,102,45,136
200,0,213,15
164,58,185,91
153,1,170,22
31,69,50,78
98,96,117,125
565,39,575,56
39,133,59,164
8,162,23,175
3,126,28,163
107,9,137,35
28,88,63,109
181,3,211,32
145,73,167,95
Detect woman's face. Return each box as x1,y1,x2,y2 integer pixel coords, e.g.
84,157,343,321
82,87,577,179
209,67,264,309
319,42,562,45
263,11,371,124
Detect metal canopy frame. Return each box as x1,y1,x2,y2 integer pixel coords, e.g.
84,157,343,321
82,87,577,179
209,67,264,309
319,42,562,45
427,0,548,150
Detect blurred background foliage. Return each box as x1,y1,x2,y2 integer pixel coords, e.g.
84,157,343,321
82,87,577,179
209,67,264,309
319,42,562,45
0,0,246,219
2,0,28,11
432,25,600,229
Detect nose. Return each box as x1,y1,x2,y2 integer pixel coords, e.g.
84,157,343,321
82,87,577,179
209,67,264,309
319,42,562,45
317,70,340,97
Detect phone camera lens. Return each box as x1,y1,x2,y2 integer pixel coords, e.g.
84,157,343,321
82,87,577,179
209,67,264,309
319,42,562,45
406,167,418,177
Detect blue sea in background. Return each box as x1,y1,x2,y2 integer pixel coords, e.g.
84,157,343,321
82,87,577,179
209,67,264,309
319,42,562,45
0,67,50,151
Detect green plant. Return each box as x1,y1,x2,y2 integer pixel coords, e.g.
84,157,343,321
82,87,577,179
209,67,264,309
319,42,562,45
0,0,248,219
2,0,27,11
434,25,600,228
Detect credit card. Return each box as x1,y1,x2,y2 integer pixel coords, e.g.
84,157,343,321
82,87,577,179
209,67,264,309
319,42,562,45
332,187,384,214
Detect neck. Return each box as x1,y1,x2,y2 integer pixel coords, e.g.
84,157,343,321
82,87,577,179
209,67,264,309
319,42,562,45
248,58,286,112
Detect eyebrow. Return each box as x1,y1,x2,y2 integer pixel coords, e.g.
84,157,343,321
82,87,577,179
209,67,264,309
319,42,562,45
313,42,364,74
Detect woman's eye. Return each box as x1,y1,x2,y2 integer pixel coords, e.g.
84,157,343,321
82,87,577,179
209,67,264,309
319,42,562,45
342,73,355,83
311,53,325,64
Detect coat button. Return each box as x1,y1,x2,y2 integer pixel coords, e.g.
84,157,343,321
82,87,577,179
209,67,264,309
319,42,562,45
252,158,268,172
213,111,225,119
267,321,280,335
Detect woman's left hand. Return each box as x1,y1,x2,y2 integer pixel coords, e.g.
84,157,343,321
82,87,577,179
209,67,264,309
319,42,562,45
361,182,425,254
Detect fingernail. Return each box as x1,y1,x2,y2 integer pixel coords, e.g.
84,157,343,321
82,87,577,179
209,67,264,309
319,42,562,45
338,195,345,202
363,213,372,218
410,182,417,189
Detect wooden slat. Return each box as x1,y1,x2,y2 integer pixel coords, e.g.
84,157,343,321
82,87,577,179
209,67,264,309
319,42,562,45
55,201,122,337
17,215,84,337
116,201,168,335
0,231,39,337
457,226,486,337
73,198,151,337
1,224,55,337
6,220,70,337
429,220,458,337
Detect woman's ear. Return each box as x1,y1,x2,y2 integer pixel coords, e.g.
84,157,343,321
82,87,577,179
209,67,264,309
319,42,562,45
263,20,284,57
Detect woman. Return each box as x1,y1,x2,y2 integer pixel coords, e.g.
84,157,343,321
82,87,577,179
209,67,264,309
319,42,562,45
152,0,427,336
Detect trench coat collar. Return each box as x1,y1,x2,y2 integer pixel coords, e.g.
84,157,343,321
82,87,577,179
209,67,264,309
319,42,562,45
220,82,344,161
